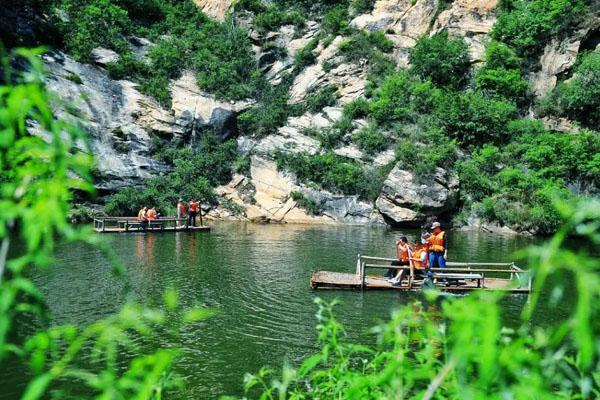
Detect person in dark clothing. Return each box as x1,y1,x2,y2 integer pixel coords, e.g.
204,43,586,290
188,199,199,227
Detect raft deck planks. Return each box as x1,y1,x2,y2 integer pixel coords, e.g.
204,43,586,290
94,225,211,233
310,271,531,293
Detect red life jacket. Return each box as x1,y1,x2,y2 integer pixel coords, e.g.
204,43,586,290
189,202,198,212
398,243,410,262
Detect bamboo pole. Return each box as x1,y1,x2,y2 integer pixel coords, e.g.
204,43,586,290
358,255,516,268
362,264,530,274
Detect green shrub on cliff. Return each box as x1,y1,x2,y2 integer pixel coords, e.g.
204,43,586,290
352,123,387,155
275,151,384,200
458,119,600,233
254,5,305,32
56,0,131,60
541,50,600,129
492,0,588,56
409,31,471,87
105,136,237,215
395,124,458,179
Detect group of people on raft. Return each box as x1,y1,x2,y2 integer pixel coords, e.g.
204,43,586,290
136,199,202,230
385,221,447,286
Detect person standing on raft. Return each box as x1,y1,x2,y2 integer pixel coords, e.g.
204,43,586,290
428,221,447,280
188,199,199,227
137,206,148,231
177,199,186,227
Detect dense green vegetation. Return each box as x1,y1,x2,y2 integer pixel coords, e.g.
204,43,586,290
492,0,588,56
541,49,600,128
241,198,600,398
0,50,210,399
9,0,598,234
38,0,259,104
409,31,471,87
275,151,390,201
105,136,239,216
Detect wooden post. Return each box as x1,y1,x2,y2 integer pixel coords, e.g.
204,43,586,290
409,258,414,289
101,218,105,232
360,261,366,289
356,254,361,276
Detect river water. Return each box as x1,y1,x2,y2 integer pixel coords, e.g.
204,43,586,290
2,222,567,399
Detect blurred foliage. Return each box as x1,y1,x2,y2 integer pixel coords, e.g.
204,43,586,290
0,49,212,399
239,198,600,399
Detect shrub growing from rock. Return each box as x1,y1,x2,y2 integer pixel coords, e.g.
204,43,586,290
409,31,471,87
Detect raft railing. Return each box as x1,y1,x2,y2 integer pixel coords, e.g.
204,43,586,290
356,254,532,291
93,216,203,232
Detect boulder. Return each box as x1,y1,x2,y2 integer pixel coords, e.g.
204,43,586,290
375,164,459,226
301,189,380,225
90,48,120,66
170,71,253,142
193,0,233,21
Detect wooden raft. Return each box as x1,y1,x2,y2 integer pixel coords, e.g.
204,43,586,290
311,255,532,294
93,217,210,233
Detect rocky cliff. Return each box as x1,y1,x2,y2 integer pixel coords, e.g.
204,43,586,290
32,0,600,229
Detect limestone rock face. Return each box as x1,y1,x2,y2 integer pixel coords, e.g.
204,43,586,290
529,17,600,99
90,48,120,66
213,156,383,225
375,164,459,226
42,54,253,194
43,51,170,193
170,71,253,142
193,0,233,21
432,0,498,63
351,0,437,67
289,36,368,104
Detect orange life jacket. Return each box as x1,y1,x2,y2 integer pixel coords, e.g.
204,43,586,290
147,209,156,220
411,249,426,270
429,231,445,252
178,203,185,214
189,202,198,212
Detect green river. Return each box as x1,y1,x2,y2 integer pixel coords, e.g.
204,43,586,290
2,222,569,399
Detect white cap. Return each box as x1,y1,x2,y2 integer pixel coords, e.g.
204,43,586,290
431,221,441,229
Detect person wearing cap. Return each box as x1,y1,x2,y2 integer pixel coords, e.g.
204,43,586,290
177,199,186,227
428,221,447,279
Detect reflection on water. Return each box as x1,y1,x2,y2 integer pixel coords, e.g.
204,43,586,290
2,222,563,399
